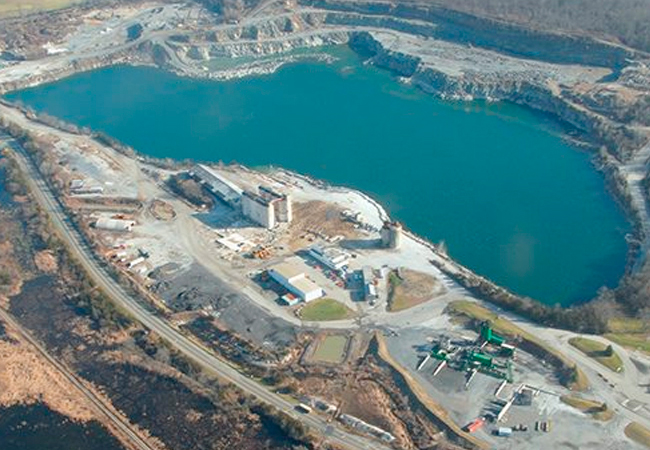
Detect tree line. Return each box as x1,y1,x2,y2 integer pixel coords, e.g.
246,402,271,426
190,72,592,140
427,0,650,53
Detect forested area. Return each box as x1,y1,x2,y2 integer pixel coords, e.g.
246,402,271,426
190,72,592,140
427,0,650,52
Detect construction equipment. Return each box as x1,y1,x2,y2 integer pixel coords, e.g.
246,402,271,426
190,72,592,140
471,352,493,367
481,322,506,346
252,246,271,259
464,417,485,433
431,343,450,361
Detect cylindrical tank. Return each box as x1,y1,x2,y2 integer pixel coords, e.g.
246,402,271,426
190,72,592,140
381,221,402,249
389,222,402,249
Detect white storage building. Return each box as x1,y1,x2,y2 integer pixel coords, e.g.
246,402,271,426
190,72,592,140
362,266,378,301
95,218,135,232
242,191,275,229
308,246,350,271
269,262,323,303
241,186,292,229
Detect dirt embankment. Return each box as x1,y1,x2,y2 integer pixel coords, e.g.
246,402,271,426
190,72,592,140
290,332,468,450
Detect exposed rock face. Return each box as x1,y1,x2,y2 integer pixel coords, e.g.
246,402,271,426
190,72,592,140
348,33,420,77
348,31,648,160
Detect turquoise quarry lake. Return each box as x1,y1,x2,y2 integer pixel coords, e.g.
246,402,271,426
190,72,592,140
5,48,631,306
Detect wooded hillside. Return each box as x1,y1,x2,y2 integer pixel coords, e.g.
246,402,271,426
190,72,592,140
427,0,650,52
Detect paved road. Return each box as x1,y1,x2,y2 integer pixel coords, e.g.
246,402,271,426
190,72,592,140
5,140,386,450
487,303,650,428
0,309,155,450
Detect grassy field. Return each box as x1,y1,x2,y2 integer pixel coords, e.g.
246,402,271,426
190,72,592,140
387,269,439,312
300,298,354,321
626,422,650,448
606,333,650,353
448,300,589,391
312,335,348,363
606,318,650,354
560,395,613,421
569,337,624,373
0,0,82,16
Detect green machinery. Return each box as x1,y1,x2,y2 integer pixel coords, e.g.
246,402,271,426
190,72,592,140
471,351,493,367
431,345,450,361
480,321,506,346
467,351,513,382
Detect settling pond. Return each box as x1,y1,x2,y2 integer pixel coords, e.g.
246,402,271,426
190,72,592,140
4,47,631,306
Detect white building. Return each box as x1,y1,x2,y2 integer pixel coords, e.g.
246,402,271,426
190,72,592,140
242,191,276,229
95,218,135,232
309,246,350,271
269,262,323,302
241,185,292,229
362,266,378,301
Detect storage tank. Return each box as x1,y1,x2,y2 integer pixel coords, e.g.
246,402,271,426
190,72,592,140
380,221,402,249
127,256,146,268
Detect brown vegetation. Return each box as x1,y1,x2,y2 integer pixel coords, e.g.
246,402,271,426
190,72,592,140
0,6,83,58
291,332,468,450
0,320,96,421
34,249,58,273
166,174,214,208
1,139,316,449
423,0,650,53
149,199,176,221
288,200,359,251
388,268,441,312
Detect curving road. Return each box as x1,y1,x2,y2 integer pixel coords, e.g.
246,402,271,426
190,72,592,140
6,140,387,450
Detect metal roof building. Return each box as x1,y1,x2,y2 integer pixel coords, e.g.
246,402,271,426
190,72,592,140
308,246,350,271
269,262,324,303
191,164,243,206
95,218,135,232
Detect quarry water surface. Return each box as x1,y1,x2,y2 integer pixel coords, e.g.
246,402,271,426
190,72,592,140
5,47,631,306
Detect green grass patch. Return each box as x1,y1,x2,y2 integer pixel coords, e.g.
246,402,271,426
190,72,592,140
605,333,650,354
605,318,650,354
312,335,348,363
626,422,650,448
569,337,623,373
449,300,542,343
300,298,354,322
608,318,650,334
448,300,589,391
560,395,613,421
